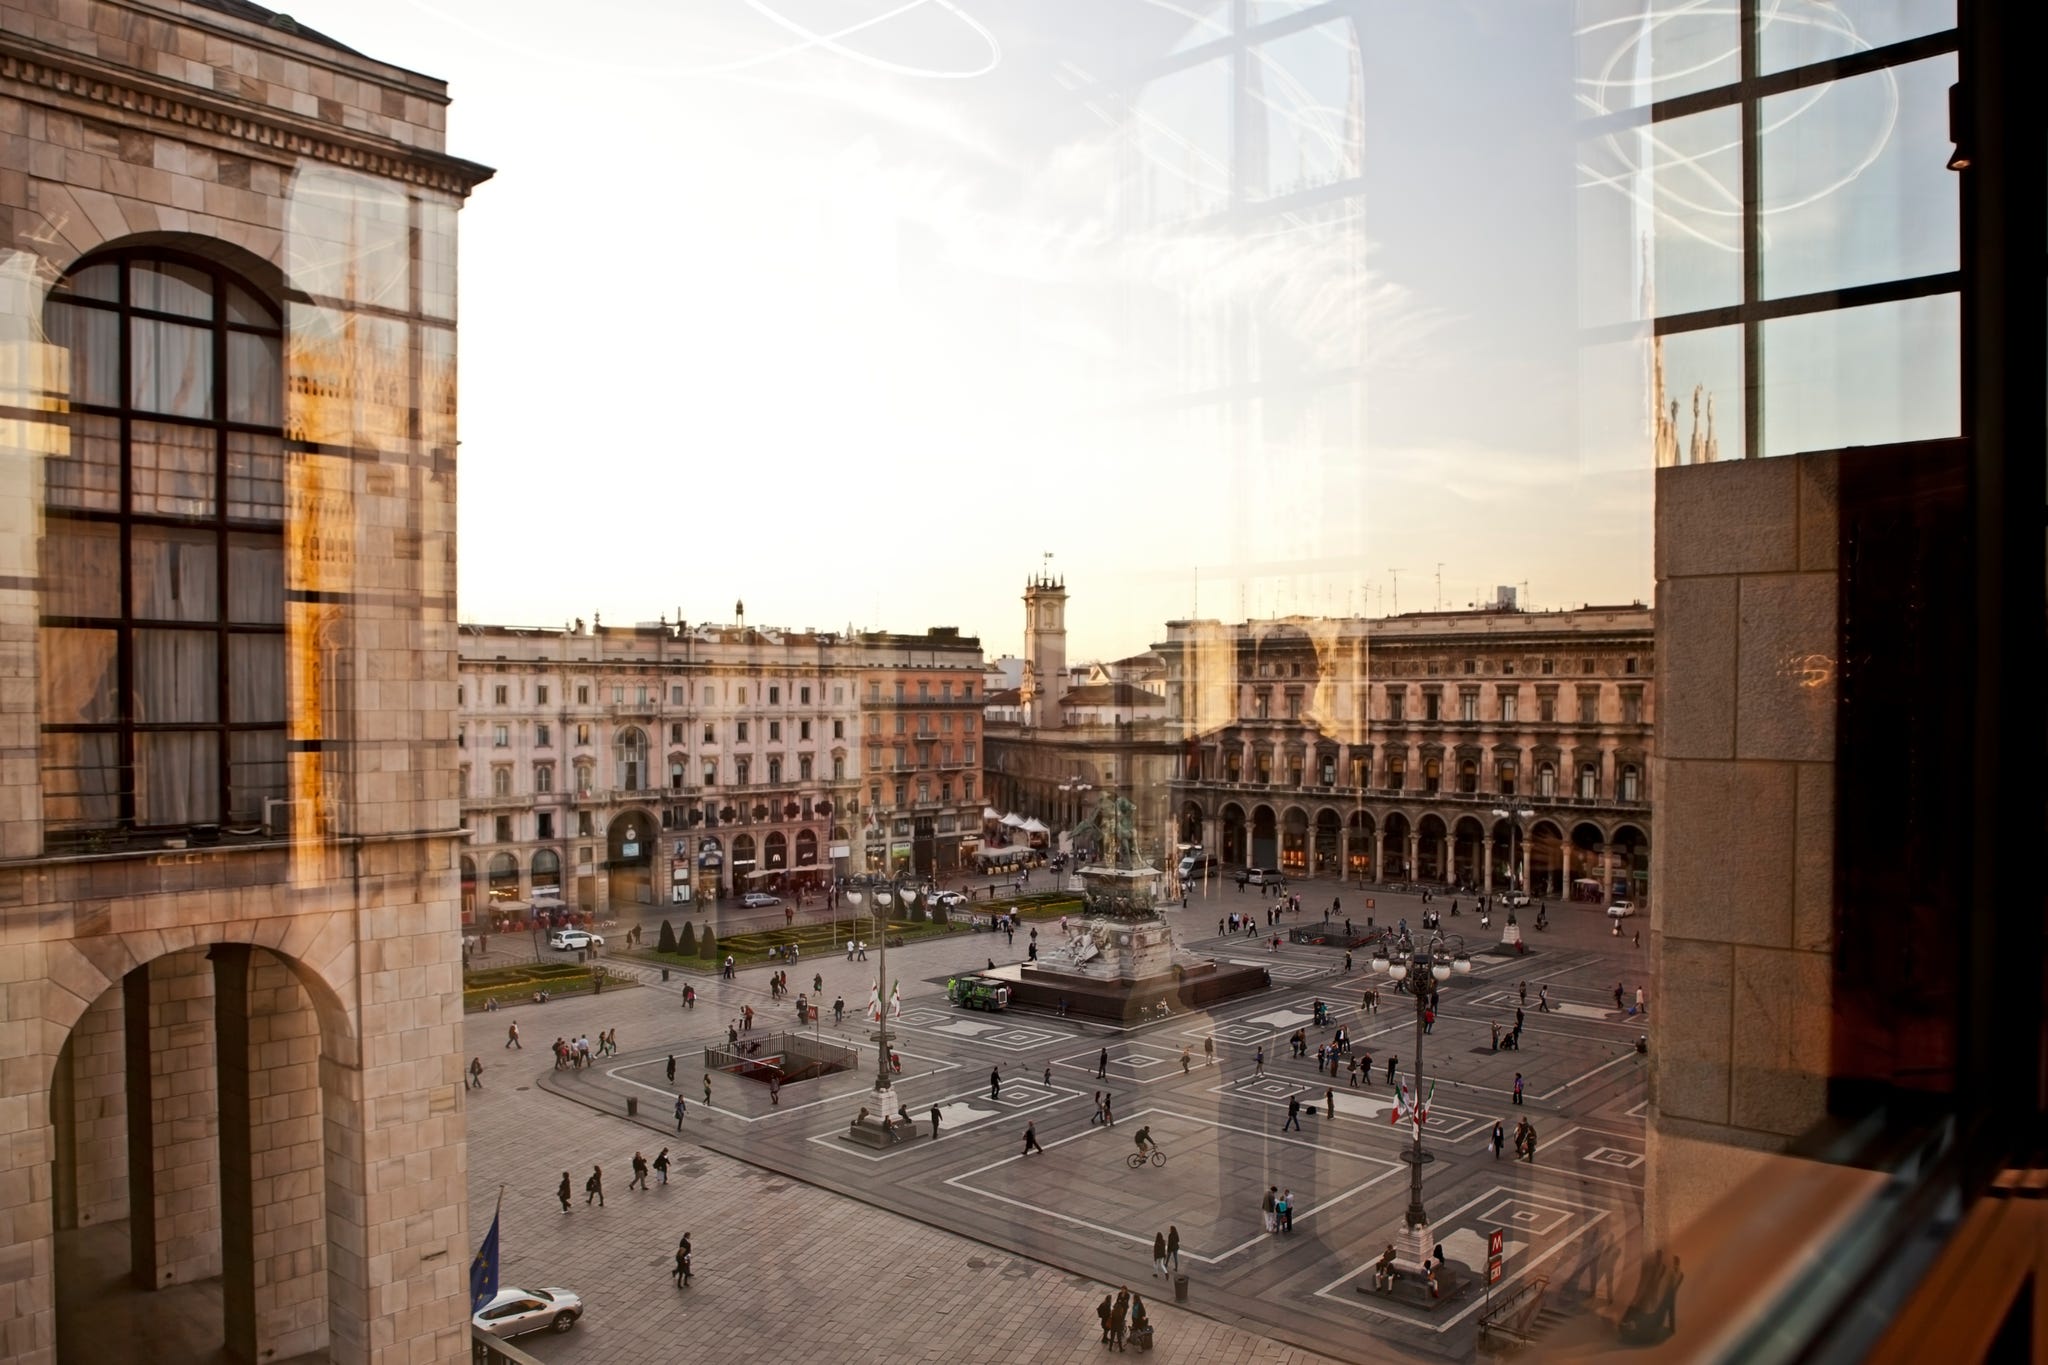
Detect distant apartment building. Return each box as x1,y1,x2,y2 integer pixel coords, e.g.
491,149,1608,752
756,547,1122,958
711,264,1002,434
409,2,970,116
1157,605,1655,897
456,618,984,918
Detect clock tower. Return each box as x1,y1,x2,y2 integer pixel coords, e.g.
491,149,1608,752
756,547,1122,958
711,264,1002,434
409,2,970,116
1023,573,1068,730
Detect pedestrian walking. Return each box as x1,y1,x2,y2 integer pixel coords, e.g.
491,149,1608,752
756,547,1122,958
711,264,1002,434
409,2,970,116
1103,1093,1116,1126
1423,1007,1435,1034
1386,1054,1399,1086
666,1054,676,1085
1262,1186,1278,1233
702,1073,711,1107
1181,1045,1192,1075
584,1165,604,1206
930,1103,942,1140
1097,1295,1113,1345
1513,1072,1525,1105
1491,1021,1501,1051
629,1152,648,1190
1615,983,1626,1011
1022,1121,1042,1156
1278,1188,1295,1233
1110,1288,1130,1353
1636,986,1646,1016
1204,1036,1216,1066
1254,1045,1266,1078
990,1066,1002,1101
1097,1047,1110,1079
1491,1120,1506,1159
1519,981,1528,1006
557,1171,572,1214
1524,1122,1538,1162
1348,1056,1360,1088
467,1057,483,1090
769,1076,781,1106
673,1234,693,1288
1153,1230,1168,1277
1539,986,1551,1013
1091,1090,1104,1126
653,1147,670,1184
1326,1086,1336,1118
1167,1224,1181,1270
1283,1093,1302,1131
505,1021,521,1049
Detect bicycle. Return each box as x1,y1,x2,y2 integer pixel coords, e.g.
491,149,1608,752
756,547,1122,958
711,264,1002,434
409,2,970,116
1126,1148,1167,1169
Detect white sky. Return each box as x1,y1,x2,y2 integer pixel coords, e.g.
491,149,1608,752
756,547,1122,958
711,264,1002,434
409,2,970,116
286,0,1676,660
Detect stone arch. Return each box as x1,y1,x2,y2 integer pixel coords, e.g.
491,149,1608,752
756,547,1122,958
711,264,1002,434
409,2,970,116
460,855,477,925
795,829,818,868
1528,819,1567,898
1382,811,1413,879
487,850,519,904
1312,807,1342,876
44,231,285,310
1250,804,1279,868
1345,809,1375,880
1179,801,1206,847
607,809,656,908
1452,815,1488,889
1417,813,1450,881
1279,805,1310,874
764,829,788,873
1611,822,1651,901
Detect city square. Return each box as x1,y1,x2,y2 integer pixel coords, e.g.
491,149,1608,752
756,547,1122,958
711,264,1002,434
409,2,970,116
465,880,1649,1362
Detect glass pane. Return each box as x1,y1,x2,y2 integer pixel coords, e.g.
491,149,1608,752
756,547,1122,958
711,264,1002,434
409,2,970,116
1762,56,1958,298
132,526,219,622
418,197,459,320
40,520,121,617
224,282,276,326
1655,325,1744,463
132,629,219,722
131,421,216,516
1577,0,1741,111
286,169,410,308
45,413,121,512
40,731,120,827
136,731,219,826
229,635,284,721
227,534,284,625
227,331,282,426
55,262,118,302
1246,20,1363,203
41,301,120,407
1131,57,1233,227
130,318,214,417
1644,105,1744,315
226,433,286,523
421,326,456,448
38,627,118,723
129,260,214,319
228,729,285,820
1762,292,1960,455
1760,0,1956,74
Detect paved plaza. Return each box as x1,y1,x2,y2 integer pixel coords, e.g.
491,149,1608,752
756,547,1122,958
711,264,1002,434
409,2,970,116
466,882,1651,1361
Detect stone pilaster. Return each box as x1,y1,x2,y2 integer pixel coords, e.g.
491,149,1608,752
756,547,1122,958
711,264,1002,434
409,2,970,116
143,951,221,1286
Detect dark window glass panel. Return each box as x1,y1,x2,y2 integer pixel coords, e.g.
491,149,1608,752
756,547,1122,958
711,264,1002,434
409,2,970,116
132,629,219,723
129,260,214,319
1762,293,1959,455
130,319,213,417
45,414,120,512
40,731,121,827
42,301,120,407
38,628,118,724
1759,0,1956,74
228,729,286,819
136,731,219,826
40,521,121,618
229,636,285,723
132,526,220,622
223,282,276,326
226,331,282,426
55,262,118,302
130,421,216,516
227,534,284,623
225,433,286,524
1761,56,1959,298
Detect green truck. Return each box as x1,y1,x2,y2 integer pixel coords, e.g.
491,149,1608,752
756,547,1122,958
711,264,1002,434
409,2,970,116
946,976,1013,1012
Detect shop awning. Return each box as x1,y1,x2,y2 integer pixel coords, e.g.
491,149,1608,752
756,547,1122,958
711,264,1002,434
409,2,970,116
982,806,1003,821
1021,817,1049,834
1000,812,1027,828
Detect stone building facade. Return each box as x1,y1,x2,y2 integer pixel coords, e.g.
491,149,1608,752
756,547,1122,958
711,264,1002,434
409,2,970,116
456,619,985,918
1,2,489,1362
1157,607,1654,897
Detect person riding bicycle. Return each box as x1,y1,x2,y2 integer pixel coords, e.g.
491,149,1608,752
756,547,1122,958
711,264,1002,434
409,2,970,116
1133,1125,1156,1159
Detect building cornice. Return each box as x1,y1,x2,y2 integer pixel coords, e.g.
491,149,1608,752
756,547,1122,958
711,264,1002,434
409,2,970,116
0,34,495,198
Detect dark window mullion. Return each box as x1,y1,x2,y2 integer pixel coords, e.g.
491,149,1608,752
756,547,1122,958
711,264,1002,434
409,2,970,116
212,260,233,819
1741,0,1763,459
115,253,136,827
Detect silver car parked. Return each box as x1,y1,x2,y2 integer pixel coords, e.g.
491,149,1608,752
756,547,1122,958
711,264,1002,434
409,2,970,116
473,1286,584,1339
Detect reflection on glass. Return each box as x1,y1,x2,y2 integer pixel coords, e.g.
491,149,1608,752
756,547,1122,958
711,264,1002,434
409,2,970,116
136,731,219,825
130,260,213,319
1653,326,1742,463
41,302,118,406
38,731,119,827
1577,0,1740,111
419,196,460,321
37,628,118,725
286,166,412,309
1762,293,1958,454
131,527,219,622
1131,57,1232,225
130,318,213,417
1647,106,1742,315
1759,0,1955,74
1246,20,1363,202
130,421,215,516
1762,56,1957,298
39,522,120,617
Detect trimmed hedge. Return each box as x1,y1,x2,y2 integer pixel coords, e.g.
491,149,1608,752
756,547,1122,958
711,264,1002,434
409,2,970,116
657,920,677,954
678,921,697,956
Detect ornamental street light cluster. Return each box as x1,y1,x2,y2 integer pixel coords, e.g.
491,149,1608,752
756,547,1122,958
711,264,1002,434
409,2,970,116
1371,930,1473,1270
1491,805,1535,894
839,862,921,1109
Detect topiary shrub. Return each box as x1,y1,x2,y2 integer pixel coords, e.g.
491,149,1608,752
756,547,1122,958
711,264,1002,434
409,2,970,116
657,920,677,954
678,921,697,956
906,902,927,924
699,927,718,960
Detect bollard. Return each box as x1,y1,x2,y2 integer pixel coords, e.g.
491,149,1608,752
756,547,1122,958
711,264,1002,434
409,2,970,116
661,968,671,982
627,1097,638,1117
1174,1274,1189,1303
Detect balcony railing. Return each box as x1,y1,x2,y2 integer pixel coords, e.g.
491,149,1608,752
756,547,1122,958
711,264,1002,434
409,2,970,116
1168,776,1647,813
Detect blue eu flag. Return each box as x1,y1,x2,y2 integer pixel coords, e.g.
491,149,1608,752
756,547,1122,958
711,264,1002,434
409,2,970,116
469,1207,501,1313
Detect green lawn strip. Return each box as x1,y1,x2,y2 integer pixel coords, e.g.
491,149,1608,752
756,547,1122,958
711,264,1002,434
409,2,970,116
461,963,636,1012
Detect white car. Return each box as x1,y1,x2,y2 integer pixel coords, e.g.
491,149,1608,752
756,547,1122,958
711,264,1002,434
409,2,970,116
1500,890,1532,908
742,892,782,909
473,1286,583,1339
1605,900,1637,919
928,890,968,909
548,929,604,951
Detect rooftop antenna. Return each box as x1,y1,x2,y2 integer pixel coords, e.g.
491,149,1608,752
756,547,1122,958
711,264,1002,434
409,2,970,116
1520,580,1530,611
1436,563,1444,612
1388,568,1403,615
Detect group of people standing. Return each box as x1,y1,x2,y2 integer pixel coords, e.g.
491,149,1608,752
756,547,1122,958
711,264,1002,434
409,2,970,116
1095,1286,1152,1352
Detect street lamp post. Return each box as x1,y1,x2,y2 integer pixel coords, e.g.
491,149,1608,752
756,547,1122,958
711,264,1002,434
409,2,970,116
840,862,922,1114
1371,929,1472,1270
1491,805,1534,898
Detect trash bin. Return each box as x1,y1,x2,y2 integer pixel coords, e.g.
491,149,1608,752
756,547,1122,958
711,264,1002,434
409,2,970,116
1173,1274,1188,1303
626,1097,638,1117
661,968,670,982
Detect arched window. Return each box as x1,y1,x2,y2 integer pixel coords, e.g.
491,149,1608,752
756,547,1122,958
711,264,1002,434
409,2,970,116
574,762,594,796
39,252,286,838
1537,762,1557,798
1423,759,1442,794
1458,761,1478,794
492,767,511,797
487,851,519,902
1620,764,1641,802
670,758,685,791
1579,763,1599,799
531,848,561,894
767,755,782,785
615,726,647,792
